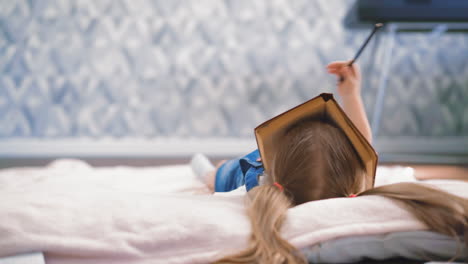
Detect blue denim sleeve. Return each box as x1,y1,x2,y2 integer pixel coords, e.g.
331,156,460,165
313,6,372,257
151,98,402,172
214,149,264,192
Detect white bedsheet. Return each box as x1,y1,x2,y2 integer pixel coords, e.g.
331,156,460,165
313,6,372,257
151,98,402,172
0,159,466,264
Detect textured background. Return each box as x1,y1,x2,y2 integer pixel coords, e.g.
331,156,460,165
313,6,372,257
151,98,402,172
0,0,467,141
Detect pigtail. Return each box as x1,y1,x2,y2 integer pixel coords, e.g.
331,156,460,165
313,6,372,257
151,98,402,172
360,182,468,248
214,185,306,264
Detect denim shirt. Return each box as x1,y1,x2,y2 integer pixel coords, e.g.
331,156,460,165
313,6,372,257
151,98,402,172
214,149,264,192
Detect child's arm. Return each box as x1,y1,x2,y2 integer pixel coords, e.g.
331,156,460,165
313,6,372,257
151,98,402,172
327,61,373,144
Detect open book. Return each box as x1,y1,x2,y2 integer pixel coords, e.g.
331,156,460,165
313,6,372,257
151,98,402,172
254,93,378,189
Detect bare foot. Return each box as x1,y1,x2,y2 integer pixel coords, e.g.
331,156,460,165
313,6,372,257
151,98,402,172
413,165,468,182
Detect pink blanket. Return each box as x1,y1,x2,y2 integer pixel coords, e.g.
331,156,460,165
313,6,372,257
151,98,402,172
0,159,466,264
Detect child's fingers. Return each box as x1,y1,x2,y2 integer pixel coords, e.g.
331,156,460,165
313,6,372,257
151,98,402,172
328,62,360,82
326,61,348,69
327,66,347,73
341,66,354,78
327,68,340,74
330,67,352,82
326,65,344,71
328,71,341,77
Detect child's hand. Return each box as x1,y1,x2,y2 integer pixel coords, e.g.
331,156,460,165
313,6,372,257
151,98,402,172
327,61,372,143
326,61,362,98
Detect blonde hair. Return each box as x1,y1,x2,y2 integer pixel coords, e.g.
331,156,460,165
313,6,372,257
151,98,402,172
215,119,467,264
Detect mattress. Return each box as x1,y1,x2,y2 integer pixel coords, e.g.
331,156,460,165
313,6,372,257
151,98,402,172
0,159,466,263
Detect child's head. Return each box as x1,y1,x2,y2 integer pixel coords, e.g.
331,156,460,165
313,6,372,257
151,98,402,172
267,118,366,204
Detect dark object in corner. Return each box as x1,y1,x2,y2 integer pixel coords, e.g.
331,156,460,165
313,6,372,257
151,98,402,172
345,0,468,31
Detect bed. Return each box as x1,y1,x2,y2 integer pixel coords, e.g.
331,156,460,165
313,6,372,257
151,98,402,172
0,159,466,264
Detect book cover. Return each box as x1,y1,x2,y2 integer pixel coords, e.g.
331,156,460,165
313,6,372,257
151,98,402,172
254,93,378,189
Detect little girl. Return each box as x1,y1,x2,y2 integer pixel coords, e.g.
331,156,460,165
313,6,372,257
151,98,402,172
191,61,372,194
192,61,467,264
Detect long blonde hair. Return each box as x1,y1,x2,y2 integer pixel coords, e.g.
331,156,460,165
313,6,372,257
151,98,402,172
215,119,467,264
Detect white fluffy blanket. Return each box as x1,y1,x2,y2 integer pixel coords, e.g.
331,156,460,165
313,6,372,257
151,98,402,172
0,160,466,264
